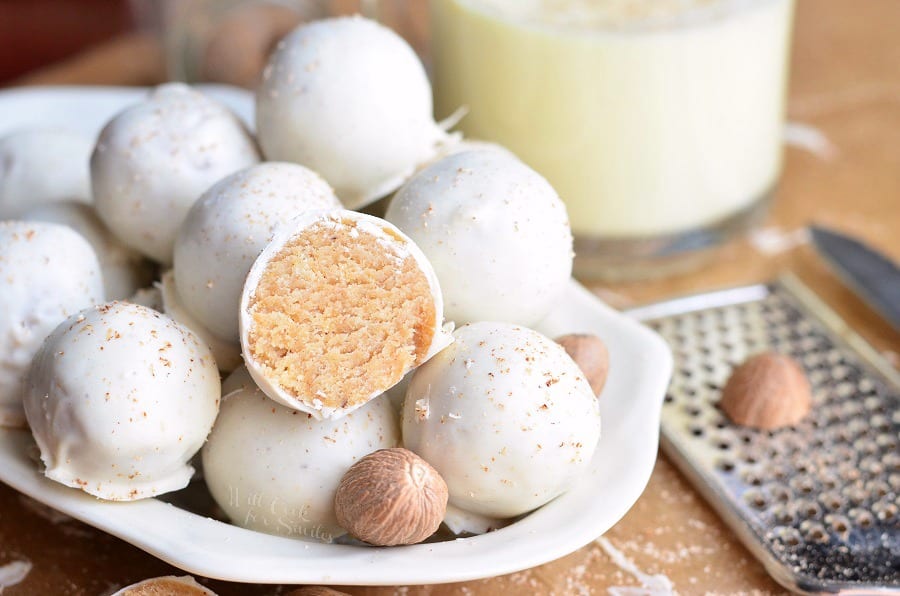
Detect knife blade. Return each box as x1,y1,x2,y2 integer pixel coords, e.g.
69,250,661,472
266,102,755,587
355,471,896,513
810,225,900,332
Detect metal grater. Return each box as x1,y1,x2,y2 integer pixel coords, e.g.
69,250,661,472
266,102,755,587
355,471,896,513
628,275,900,594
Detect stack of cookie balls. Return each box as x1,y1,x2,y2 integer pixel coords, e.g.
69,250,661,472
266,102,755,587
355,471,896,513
2,16,606,547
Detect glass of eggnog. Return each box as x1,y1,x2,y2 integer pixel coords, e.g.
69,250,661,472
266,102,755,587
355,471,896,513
431,0,795,279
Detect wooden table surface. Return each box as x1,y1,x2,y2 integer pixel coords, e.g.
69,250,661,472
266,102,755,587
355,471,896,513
2,1,899,594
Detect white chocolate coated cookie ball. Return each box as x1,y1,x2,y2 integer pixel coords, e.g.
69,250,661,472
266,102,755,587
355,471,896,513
24,302,220,501
0,221,103,427
0,128,92,219
402,322,600,520
202,367,399,542
91,83,260,265
256,17,450,209
21,201,154,300
158,271,242,373
174,162,340,343
386,150,573,327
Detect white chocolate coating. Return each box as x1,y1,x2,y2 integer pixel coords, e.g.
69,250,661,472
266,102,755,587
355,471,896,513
21,202,155,300
24,302,221,501
0,222,103,427
0,128,92,219
240,210,453,419
91,83,260,265
202,367,399,542
220,360,254,397
402,322,601,519
386,150,573,327
173,162,340,343
256,16,451,209
126,286,164,312
158,271,242,373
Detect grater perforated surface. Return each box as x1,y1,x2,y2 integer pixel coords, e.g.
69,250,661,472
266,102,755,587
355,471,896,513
630,276,900,594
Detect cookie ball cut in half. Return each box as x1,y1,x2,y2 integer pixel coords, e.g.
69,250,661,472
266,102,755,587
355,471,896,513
24,302,220,501
202,367,399,542
386,149,573,327
92,83,260,265
174,162,341,344
240,210,452,419
0,221,104,427
256,16,454,209
402,322,601,522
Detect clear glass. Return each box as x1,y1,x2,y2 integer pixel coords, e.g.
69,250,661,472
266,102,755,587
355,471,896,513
132,0,329,88
429,0,795,280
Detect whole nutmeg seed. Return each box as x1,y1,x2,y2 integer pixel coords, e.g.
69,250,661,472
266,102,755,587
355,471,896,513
111,575,218,596
555,333,609,396
720,352,812,429
334,447,448,546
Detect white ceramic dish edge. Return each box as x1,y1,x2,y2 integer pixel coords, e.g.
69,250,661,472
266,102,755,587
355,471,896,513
0,84,255,137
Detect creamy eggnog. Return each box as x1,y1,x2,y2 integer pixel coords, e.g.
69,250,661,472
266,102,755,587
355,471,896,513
432,0,794,249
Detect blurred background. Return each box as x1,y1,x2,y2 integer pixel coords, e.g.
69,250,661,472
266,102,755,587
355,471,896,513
0,0,135,83
0,0,427,87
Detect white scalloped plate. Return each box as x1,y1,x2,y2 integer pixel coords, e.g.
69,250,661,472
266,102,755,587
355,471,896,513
0,87,672,585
